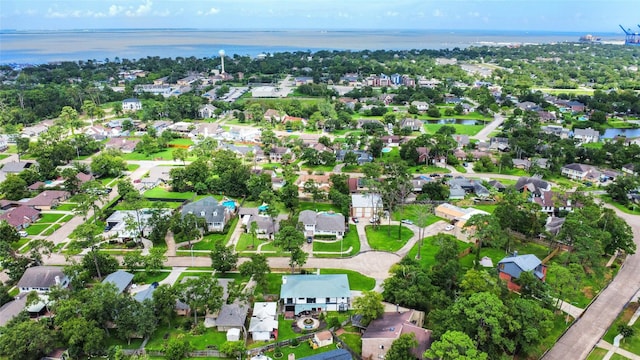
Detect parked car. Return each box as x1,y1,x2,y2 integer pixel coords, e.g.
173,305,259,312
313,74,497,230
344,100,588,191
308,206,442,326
429,173,440,177
352,217,359,223
369,216,380,224
306,237,313,244
445,225,454,231
443,174,453,178
18,230,28,237
401,219,414,225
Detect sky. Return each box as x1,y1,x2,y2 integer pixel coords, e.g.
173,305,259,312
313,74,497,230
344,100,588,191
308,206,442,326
0,0,638,33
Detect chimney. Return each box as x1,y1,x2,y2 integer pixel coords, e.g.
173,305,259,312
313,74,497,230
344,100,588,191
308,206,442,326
282,276,287,284
316,269,320,275
54,276,60,285
396,303,400,313
513,250,518,257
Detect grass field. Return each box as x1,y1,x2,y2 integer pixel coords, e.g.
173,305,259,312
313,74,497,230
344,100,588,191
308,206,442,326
365,225,414,252
586,348,608,360
122,148,175,161
312,225,360,257
406,235,474,269
143,187,195,200
300,164,335,173
56,203,77,211
25,224,49,236
37,213,65,223
299,202,341,213
391,205,443,226
424,123,485,136
191,218,238,250
145,322,227,351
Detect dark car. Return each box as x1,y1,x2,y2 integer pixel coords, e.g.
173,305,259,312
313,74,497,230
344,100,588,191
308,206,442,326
306,237,313,244
429,173,440,177
352,217,359,223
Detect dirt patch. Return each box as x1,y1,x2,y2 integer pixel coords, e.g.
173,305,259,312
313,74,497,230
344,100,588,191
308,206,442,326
582,286,594,299
620,302,640,323
334,328,345,336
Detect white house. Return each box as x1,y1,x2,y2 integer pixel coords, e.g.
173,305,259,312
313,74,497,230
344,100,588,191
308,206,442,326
17,266,69,294
248,302,278,341
122,98,142,112
198,104,218,119
350,193,383,218
573,127,600,144
298,210,346,239
280,274,351,316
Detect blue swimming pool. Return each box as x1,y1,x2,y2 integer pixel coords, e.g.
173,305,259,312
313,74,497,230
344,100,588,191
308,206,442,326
258,205,269,211
222,200,236,210
381,147,392,153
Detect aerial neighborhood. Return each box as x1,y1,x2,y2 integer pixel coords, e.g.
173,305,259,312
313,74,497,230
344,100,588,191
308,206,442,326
0,42,639,360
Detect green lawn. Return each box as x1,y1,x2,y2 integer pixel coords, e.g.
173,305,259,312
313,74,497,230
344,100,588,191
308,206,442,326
339,333,362,355
604,303,639,344
600,195,640,216
55,203,77,211
586,348,608,360
42,224,61,236
169,138,194,146
143,187,195,200
459,241,550,272
114,199,183,210
10,237,31,250
127,163,141,171
533,312,573,358
319,269,375,291
471,204,498,213
25,224,49,236
313,225,360,257
0,154,10,160
145,322,227,351
424,124,485,136
406,235,474,269
299,202,341,213
104,336,144,350
263,340,337,359
620,316,640,354
121,148,176,161
191,218,238,250
365,225,414,252
408,165,451,174
391,205,443,226
37,213,66,223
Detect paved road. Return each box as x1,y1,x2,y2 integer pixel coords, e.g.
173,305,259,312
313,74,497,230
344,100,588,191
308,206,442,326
542,205,640,360
472,113,504,142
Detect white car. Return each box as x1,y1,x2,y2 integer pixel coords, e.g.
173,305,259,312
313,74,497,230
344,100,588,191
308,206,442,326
445,225,454,231
18,230,28,237
401,219,414,225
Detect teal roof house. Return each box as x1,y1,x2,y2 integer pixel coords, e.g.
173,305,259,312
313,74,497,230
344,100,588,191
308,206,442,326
280,274,351,316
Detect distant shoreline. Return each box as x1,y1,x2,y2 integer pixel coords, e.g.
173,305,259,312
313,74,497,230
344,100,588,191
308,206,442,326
0,29,625,65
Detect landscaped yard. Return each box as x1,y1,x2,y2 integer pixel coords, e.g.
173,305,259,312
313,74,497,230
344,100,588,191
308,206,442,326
459,240,551,273
190,218,238,250
299,202,342,213
300,164,335,173
391,204,443,225
143,187,195,200
406,235,474,269
586,348,608,360
122,148,176,161
424,123,485,136
37,213,66,223
145,322,227,351
55,203,77,211
365,225,414,252
262,339,337,359
25,224,50,236
338,332,362,355
313,225,360,257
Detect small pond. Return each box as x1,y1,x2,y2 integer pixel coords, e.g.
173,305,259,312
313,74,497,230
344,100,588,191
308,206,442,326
423,118,484,125
602,128,640,139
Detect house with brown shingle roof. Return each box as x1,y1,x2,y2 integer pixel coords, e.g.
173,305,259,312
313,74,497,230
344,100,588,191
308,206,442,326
263,109,285,122
104,138,140,153
26,190,70,211
361,309,430,360
0,205,40,230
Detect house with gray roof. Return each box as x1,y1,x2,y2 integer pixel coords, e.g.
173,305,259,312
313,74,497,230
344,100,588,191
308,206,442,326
280,274,351,315
102,270,134,294
17,266,69,294
336,150,372,165
514,176,551,197
210,303,249,331
300,349,352,360
249,302,278,341
181,196,231,232
399,118,423,131
298,210,346,239
498,253,546,292
573,127,600,144
133,283,158,303
447,176,489,198
561,163,601,181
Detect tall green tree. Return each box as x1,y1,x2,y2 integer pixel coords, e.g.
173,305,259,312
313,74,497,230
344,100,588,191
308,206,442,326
210,242,238,274
239,253,271,293
274,226,306,273
352,291,384,326
385,333,418,360
425,330,488,360
0,314,56,360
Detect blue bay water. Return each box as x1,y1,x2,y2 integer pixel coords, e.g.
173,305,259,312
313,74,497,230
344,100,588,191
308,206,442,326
0,29,623,65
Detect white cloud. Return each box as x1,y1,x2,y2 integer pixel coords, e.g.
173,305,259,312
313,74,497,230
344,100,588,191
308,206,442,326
109,5,124,16
337,11,350,18
433,9,443,17
468,11,480,17
197,7,220,16
385,11,399,17
45,8,106,19
153,9,171,17
125,0,153,17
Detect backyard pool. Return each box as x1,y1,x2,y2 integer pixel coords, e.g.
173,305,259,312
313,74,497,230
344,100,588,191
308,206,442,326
381,147,392,153
222,200,236,210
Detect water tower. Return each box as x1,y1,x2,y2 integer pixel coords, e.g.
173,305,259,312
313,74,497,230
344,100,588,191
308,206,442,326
218,49,226,73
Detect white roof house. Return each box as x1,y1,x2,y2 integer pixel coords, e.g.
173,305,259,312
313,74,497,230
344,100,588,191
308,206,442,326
249,302,278,341
350,193,383,218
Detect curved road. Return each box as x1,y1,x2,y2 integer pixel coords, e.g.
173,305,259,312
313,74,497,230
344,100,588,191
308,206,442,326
542,205,640,360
